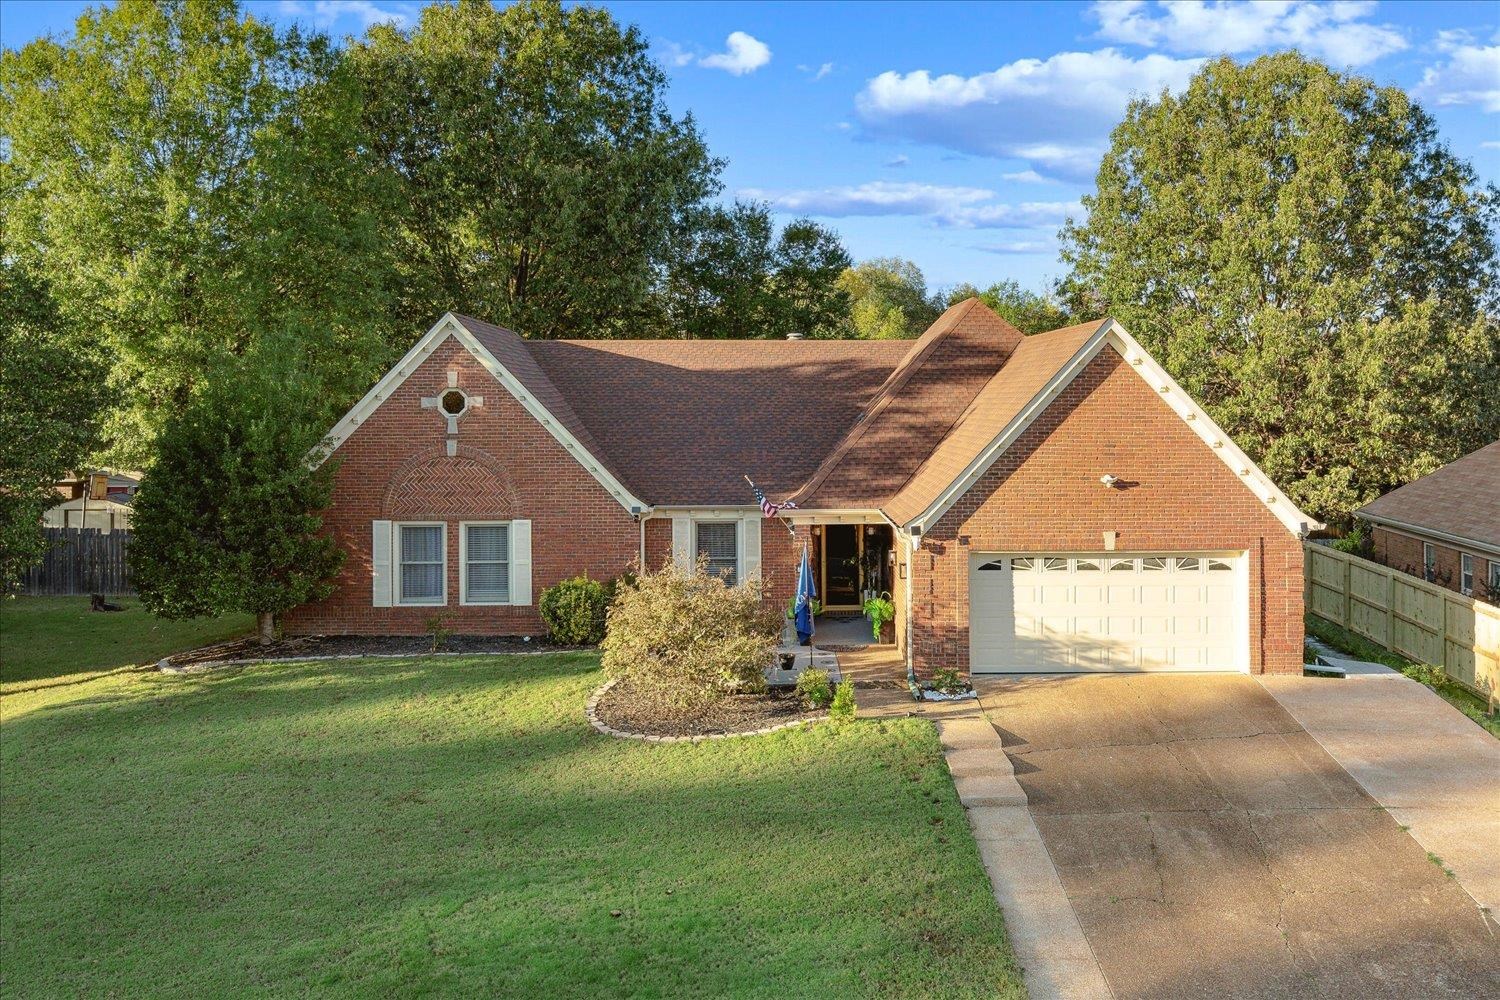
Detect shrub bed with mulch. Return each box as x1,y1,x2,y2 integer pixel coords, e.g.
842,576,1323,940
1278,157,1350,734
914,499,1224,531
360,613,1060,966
594,679,824,737
160,633,577,668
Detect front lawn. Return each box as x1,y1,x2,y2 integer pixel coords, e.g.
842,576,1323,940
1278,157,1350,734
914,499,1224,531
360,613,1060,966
0,653,1023,998
0,596,252,688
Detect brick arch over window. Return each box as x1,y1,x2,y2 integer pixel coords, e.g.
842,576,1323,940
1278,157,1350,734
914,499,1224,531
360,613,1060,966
383,446,520,519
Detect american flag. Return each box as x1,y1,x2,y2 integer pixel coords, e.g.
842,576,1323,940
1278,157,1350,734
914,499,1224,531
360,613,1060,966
748,477,798,518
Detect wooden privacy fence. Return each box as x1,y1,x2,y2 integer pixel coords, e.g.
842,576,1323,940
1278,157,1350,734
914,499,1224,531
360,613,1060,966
20,528,134,596
1304,542,1498,700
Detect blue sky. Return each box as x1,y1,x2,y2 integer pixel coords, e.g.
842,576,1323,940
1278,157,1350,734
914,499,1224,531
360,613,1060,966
4,1,1497,293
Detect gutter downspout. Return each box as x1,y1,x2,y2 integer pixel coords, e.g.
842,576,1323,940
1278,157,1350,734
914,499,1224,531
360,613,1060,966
903,528,920,700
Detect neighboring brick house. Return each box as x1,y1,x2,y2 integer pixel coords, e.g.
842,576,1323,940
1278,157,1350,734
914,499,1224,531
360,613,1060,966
1357,441,1500,605
288,299,1318,676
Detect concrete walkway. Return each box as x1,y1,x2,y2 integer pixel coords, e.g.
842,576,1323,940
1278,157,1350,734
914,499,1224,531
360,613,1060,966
1260,661,1500,918
850,659,1112,999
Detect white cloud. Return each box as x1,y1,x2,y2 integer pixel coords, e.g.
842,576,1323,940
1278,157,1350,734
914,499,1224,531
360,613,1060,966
1482,140,1500,150
884,154,910,168
814,61,835,81
657,41,696,68
856,48,1203,177
1090,1,1407,66
975,240,1058,255
1001,169,1056,184
1416,30,1500,113
699,31,771,75
276,0,411,30
738,181,1080,229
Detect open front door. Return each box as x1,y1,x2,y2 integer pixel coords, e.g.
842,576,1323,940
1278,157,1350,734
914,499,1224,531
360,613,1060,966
822,525,861,609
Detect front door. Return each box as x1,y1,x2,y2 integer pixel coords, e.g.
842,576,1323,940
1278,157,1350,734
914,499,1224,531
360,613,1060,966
823,525,861,608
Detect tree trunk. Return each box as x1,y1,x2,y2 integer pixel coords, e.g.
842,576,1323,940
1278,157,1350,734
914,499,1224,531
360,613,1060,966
256,612,276,646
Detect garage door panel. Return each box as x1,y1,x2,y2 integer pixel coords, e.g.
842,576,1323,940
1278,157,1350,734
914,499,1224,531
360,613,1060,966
970,552,1245,674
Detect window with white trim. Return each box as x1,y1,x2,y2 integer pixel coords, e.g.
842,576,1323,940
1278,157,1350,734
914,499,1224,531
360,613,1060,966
462,522,510,604
1490,560,1500,598
695,521,738,584
397,523,446,605
1460,553,1473,595
1423,542,1436,581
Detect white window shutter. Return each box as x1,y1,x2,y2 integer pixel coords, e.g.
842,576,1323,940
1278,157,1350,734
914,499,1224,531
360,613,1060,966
510,519,532,605
372,520,393,607
671,516,692,572
741,514,761,583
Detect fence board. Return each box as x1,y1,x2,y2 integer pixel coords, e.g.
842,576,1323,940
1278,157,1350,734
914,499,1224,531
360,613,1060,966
19,528,134,596
1304,542,1498,702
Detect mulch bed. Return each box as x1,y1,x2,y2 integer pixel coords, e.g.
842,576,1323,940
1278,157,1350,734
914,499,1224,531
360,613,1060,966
162,634,577,668
594,680,824,738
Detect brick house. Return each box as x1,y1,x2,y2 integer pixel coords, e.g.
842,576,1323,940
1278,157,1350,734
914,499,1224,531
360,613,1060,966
1357,440,1500,605
286,299,1318,675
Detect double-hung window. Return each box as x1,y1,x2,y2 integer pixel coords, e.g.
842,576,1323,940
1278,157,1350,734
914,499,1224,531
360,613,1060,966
696,521,739,584
461,522,511,605
1423,542,1437,582
397,523,446,605
1490,561,1500,600
1460,553,1474,596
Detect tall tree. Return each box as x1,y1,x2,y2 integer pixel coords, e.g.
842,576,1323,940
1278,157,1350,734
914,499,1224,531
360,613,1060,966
660,202,850,339
1060,53,1500,524
350,0,720,339
1,0,395,466
129,355,343,644
946,280,1073,334
836,257,940,339
0,256,111,592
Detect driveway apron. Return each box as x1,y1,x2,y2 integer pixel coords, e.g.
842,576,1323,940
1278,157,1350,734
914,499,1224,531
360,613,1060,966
975,673,1498,1000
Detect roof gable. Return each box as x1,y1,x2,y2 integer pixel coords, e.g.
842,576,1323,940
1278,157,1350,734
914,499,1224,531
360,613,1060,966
314,314,647,513
891,319,1318,539
797,298,1024,508
1357,440,1500,553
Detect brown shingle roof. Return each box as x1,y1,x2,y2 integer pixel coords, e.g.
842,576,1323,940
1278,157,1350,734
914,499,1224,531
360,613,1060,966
1356,440,1500,551
882,320,1106,525
525,338,910,505
796,299,1025,508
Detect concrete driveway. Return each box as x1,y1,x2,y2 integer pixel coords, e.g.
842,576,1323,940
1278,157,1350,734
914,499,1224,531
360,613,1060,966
975,674,1498,999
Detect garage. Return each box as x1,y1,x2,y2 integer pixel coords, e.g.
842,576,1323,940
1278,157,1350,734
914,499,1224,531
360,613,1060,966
969,553,1247,673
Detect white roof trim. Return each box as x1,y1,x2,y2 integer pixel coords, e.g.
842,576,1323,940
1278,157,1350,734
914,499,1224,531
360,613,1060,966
906,319,1320,538
312,313,646,514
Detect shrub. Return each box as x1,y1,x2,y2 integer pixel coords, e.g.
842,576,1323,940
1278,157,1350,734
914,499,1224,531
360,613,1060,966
601,562,781,714
830,680,856,720
929,668,967,694
539,574,612,645
1331,522,1372,557
426,612,453,653
796,668,833,709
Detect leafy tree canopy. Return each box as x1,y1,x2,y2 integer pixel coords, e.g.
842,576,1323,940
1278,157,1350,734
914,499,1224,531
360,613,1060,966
946,280,1075,334
1060,52,1500,524
128,352,343,643
349,0,723,339
0,256,112,592
836,257,941,339
1,0,397,466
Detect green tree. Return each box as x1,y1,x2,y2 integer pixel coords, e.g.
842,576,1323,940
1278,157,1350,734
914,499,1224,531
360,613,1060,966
0,257,111,592
1059,53,1500,524
946,280,1073,334
836,257,940,339
129,359,343,644
350,0,720,339
660,202,850,339
1,0,395,466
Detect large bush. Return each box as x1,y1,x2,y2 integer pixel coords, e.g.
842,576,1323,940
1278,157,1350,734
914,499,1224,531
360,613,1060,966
539,575,612,645
601,562,782,713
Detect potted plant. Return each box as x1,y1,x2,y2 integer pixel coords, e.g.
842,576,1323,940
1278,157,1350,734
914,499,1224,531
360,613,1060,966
862,592,895,644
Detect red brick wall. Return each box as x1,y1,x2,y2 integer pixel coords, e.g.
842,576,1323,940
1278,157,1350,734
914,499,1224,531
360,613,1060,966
639,514,803,610
910,347,1305,675
1371,526,1497,600
284,337,639,636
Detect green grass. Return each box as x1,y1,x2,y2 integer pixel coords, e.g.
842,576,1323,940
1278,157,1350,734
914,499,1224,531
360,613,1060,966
0,653,1023,998
1306,614,1499,739
0,596,252,688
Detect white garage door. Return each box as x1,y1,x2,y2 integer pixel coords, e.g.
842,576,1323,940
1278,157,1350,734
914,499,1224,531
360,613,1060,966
969,553,1246,673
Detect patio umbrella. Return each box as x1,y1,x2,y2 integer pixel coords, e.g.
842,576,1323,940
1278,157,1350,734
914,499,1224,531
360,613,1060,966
794,543,817,646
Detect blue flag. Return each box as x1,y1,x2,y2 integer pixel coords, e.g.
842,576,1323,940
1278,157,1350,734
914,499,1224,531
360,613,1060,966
794,545,817,646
